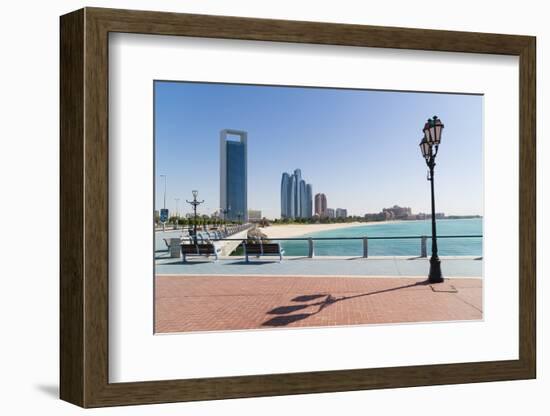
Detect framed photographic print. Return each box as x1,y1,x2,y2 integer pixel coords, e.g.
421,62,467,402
60,7,536,407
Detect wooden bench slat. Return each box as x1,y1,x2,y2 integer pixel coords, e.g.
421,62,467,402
181,243,219,262
243,242,284,262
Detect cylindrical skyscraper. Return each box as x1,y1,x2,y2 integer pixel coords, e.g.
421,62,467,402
281,172,293,219
306,184,313,218
299,179,307,218
293,168,302,218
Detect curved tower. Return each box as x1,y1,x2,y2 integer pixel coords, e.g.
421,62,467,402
306,184,313,218
299,180,307,218
281,172,291,218
293,169,302,218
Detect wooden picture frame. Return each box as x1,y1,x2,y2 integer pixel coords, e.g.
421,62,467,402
60,7,536,408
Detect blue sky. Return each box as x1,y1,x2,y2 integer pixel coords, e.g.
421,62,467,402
155,81,483,219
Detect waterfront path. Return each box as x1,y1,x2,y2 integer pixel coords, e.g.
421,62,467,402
155,256,482,278
155,275,482,333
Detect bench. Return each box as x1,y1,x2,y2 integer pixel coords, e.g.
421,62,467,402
243,241,284,263
181,242,221,262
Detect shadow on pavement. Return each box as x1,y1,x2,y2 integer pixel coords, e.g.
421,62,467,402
262,280,430,327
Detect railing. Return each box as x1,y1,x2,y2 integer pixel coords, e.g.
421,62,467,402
156,223,252,233
212,234,482,258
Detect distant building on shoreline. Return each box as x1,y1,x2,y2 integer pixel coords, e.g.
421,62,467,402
326,208,335,219
424,213,446,220
248,209,262,221
220,129,247,222
364,205,450,221
314,193,327,217
336,208,348,218
383,205,412,219
281,169,313,219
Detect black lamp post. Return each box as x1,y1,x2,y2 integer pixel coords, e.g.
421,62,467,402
220,206,230,224
220,206,231,233
419,116,445,284
186,190,204,241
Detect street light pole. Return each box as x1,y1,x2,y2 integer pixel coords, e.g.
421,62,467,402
419,116,445,284
175,198,180,229
160,174,167,231
160,175,167,209
220,205,231,231
186,190,204,242
427,155,443,283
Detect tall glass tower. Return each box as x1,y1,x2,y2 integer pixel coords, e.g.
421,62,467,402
299,179,307,218
220,129,247,222
294,168,302,218
306,184,313,218
288,174,296,218
281,173,292,219
280,169,313,219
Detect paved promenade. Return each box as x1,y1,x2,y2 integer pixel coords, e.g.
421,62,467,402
155,275,482,333
155,256,482,277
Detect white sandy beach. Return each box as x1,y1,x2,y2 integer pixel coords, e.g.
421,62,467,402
259,221,401,239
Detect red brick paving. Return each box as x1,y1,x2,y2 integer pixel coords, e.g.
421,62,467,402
155,275,482,333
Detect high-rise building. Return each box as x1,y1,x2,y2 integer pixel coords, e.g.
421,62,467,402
280,169,313,219
281,172,292,219
314,193,327,217
281,172,297,219
299,179,307,218
306,184,313,218
288,174,296,218
336,208,348,218
220,129,247,222
294,169,302,217
326,208,335,218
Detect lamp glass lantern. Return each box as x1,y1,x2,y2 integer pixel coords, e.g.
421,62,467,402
419,137,431,161
192,190,198,199
423,116,444,145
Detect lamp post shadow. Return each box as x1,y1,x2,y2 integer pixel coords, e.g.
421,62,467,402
262,280,430,327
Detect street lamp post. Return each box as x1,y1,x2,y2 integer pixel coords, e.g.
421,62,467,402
175,198,180,229
160,174,167,231
160,175,167,209
186,190,204,242
220,206,230,231
419,115,445,284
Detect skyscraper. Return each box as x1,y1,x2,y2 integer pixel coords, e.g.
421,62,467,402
299,179,307,218
281,172,296,219
280,169,313,219
220,129,247,222
306,184,313,218
315,193,327,217
281,172,291,219
294,168,302,218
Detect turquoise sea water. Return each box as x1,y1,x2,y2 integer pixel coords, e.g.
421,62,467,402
278,218,482,256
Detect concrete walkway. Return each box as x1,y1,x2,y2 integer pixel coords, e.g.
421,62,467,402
155,255,482,278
